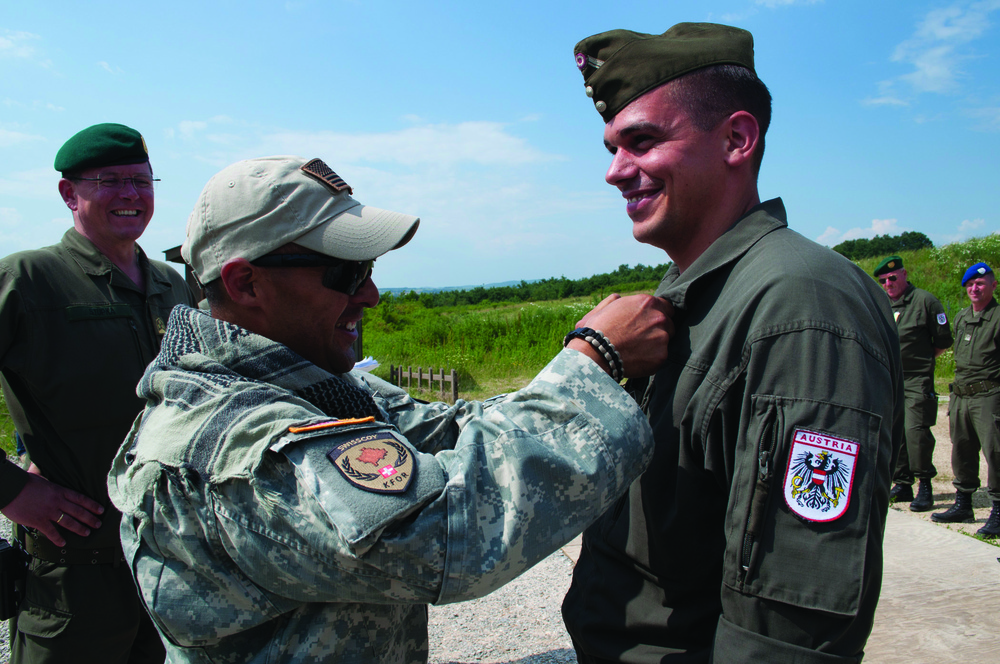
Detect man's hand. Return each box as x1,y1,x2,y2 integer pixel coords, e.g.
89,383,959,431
567,293,675,378
0,464,104,547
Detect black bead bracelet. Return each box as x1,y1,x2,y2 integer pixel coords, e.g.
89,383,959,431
563,327,624,382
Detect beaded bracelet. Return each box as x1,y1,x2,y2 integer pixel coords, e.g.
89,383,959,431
563,327,624,382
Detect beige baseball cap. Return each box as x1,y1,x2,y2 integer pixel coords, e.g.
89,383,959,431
182,155,420,284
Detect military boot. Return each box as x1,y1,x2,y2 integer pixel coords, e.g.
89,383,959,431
909,479,934,512
889,483,914,503
976,501,1000,539
931,491,975,523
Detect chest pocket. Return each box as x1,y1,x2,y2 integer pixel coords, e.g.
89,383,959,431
272,423,447,550
724,394,881,616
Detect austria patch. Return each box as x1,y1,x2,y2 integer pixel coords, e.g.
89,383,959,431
783,429,858,522
937,313,947,325
327,432,414,494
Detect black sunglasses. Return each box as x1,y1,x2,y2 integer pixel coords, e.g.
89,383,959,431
250,254,374,295
877,275,898,284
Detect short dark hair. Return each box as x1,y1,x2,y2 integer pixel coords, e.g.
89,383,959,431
666,64,772,173
201,278,227,309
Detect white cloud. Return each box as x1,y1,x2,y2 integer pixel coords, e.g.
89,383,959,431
0,127,44,147
0,31,40,59
815,218,907,246
0,207,23,228
888,0,1000,95
98,61,124,75
967,106,1000,131
258,122,558,168
755,0,822,7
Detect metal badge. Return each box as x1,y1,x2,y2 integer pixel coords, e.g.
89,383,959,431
327,432,414,494
300,158,353,195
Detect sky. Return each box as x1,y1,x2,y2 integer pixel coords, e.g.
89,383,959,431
1,0,998,289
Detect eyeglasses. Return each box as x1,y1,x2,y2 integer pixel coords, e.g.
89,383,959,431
250,253,374,295
877,275,898,284
71,175,160,190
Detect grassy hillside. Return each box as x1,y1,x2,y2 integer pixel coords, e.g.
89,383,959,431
2,233,997,456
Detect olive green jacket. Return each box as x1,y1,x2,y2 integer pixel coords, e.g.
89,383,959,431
890,283,952,378
952,298,999,385
563,199,904,663
0,228,194,548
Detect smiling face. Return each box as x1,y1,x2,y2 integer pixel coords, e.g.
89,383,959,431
602,83,733,267
254,247,381,374
966,274,997,312
60,162,154,249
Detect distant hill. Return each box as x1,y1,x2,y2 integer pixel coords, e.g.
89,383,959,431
380,280,525,296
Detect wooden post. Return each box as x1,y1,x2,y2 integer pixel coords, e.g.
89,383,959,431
439,367,445,401
407,366,411,390
451,369,458,403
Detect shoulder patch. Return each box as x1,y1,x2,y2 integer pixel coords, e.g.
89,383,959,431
783,429,858,522
327,432,414,494
937,313,947,326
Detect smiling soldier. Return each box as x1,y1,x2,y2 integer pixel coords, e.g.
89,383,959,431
561,23,904,663
106,155,676,662
0,123,195,663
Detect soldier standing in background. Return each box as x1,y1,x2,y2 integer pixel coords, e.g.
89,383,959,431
932,263,1000,538
875,255,952,512
0,123,195,663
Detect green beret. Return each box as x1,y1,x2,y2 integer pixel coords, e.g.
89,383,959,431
54,123,149,174
874,256,904,277
573,22,756,123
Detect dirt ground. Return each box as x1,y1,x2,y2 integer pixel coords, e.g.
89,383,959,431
894,397,997,534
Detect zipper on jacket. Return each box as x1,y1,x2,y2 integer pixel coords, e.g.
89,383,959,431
739,403,779,585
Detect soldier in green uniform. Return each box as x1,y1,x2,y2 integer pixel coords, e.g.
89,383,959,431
106,155,675,662
0,123,195,663
932,263,1000,538
874,255,952,511
560,23,903,663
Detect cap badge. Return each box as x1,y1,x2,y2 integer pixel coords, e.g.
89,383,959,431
887,261,896,269
140,135,148,155
978,267,987,275
301,158,353,195
575,53,604,71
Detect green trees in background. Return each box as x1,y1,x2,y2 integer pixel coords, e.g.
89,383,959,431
833,231,933,260
386,262,670,309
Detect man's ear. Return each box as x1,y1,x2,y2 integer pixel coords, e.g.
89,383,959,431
722,111,760,168
219,259,261,307
58,179,78,211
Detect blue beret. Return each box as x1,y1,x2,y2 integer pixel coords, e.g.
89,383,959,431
962,262,993,286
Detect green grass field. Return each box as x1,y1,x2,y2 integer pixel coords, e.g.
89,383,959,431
2,233,997,457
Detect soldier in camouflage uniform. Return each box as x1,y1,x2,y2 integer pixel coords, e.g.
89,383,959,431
107,155,674,663
561,24,903,663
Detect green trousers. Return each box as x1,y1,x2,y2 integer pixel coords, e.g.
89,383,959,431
10,557,164,664
949,389,1000,501
893,375,938,485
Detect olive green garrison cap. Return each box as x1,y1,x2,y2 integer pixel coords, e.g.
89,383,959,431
574,22,756,122
54,122,149,173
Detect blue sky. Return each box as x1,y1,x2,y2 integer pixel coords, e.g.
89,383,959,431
1,0,998,289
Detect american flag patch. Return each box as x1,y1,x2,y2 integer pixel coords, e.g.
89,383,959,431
301,158,353,194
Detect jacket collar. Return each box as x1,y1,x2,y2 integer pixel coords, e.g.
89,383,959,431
60,227,174,295
655,198,786,309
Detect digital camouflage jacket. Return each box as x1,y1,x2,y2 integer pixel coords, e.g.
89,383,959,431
108,305,654,663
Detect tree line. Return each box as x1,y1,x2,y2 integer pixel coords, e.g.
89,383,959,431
384,263,671,309
833,231,933,261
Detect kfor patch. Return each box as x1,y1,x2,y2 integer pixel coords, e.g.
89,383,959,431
783,429,858,522
327,432,414,494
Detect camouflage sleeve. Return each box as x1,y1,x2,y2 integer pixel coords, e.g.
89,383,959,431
215,348,654,606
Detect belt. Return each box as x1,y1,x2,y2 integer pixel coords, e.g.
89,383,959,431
25,532,125,567
950,380,1000,397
